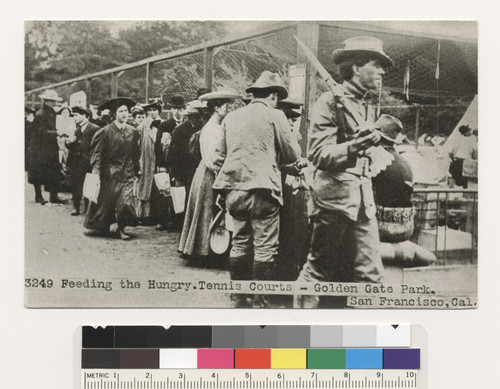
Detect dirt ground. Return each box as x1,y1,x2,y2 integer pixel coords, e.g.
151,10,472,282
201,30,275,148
24,182,234,308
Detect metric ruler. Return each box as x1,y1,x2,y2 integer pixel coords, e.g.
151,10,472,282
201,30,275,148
81,369,419,389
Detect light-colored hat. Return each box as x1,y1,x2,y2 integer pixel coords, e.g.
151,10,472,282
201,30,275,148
374,114,404,143
198,90,243,101
39,89,63,102
183,100,206,115
246,71,288,100
332,36,393,68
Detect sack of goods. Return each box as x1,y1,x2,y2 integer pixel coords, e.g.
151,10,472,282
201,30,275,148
82,173,100,203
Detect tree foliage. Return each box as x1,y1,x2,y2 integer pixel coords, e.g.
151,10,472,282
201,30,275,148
25,21,228,91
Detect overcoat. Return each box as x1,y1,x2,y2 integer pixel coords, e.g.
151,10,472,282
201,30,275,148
27,103,62,186
66,121,101,179
84,122,140,231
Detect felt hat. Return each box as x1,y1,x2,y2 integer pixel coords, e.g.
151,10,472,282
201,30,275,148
169,94,186,108
459,125,471,135
98,97,136,114
277,98,303,110
142,98,163,113
332,36,393,68
71,105,91,117
198,90,243,101
246,71,288,100
39,89,63,102
374,114,404,143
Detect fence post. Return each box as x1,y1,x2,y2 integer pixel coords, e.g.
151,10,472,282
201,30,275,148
203,47,214,90
85,78,92,105
296,21,319,157
145,62,155,102
111,72,118,98
415,105,421,150
31,93,36,109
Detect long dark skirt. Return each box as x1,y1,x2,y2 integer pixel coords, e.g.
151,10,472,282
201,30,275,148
84,175,138,232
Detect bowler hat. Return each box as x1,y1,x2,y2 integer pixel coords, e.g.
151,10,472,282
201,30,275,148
170,94,186,108
198,90,243,101
374,114,404,143
246,71,288,100
98,97,136,114
71,105,91,117
39,89,63,102
333,36,393,68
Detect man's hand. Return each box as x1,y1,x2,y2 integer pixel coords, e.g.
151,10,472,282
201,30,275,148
348,129,381,154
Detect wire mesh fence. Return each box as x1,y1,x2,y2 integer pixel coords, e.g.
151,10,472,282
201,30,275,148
25,21,477,143
213,26,298,93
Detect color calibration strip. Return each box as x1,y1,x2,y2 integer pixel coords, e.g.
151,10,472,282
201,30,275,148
82,347,420,369
82,324,411,348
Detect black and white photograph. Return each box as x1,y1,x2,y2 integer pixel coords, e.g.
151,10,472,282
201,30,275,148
24,20,478,308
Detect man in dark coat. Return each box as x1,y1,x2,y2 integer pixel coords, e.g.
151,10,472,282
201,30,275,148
25,106,36,171
166,102,203,195
66,106,101,215
28,89,64,204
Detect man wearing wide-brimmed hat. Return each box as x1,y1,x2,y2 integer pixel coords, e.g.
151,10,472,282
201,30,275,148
212,71,300,308
296,36,394,308
27,89,64,204
66,105,101,216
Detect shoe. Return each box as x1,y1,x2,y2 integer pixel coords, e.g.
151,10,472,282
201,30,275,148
119,229,131,240
84,230,110,238
35,196,47,205
71,209,80,216
50,198,66,204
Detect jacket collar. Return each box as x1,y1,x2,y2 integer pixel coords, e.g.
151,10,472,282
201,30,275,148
342,81,378,102
250,99,272,108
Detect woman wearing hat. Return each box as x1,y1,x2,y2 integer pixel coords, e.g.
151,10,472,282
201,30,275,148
28,89,64,204
84,97,141,240
178,90,242,259
448,125,477,188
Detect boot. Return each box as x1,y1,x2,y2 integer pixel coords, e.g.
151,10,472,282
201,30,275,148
34,184,46,204
229,256,252,308
251,262,276,308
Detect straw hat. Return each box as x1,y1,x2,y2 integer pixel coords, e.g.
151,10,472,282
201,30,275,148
332,36,393,68
39,89,63,102
198,90,243,101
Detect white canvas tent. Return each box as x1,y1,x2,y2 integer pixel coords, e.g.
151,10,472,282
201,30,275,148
444,95,478,150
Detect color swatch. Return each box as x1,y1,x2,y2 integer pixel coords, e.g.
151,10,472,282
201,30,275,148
83,325,410,349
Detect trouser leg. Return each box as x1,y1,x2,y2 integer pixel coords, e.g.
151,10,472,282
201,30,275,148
228,216,253,307
352,215,384,283
295,209,350,308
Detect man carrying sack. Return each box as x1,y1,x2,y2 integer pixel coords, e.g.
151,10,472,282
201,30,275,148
296,36,395,308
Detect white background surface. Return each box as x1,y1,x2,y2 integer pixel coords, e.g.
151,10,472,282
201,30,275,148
2,1,500,388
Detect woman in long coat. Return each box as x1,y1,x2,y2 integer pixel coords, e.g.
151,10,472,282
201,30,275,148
84,98,140,240
178,91,241,257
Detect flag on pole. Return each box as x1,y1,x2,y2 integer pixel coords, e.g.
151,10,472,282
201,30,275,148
403,60,410,101
435,40,441,80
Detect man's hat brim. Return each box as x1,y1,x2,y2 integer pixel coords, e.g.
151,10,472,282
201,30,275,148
71,106,91,117
98,97,136,113
332,49,394,68
246,85,288,101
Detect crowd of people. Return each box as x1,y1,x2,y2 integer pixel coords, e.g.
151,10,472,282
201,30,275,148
26,36,456,308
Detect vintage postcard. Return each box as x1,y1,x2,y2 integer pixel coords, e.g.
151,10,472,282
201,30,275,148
24,20,477,308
